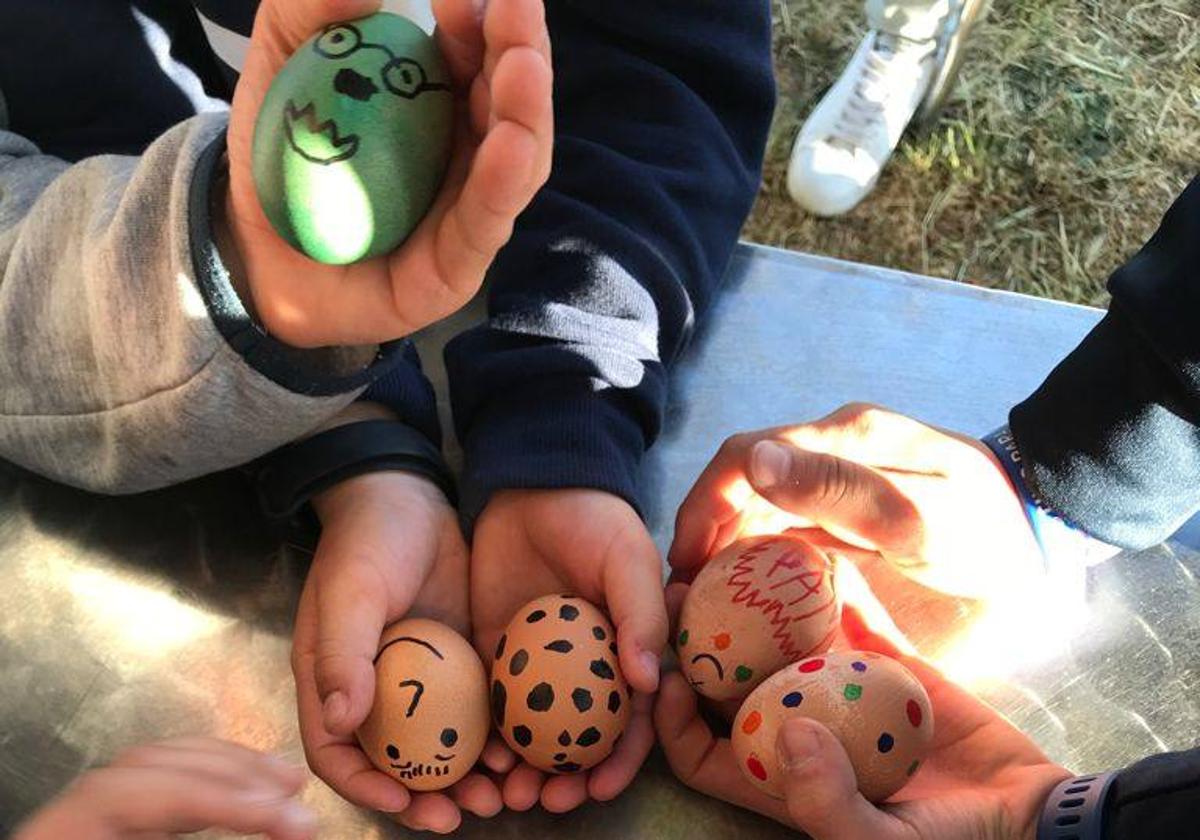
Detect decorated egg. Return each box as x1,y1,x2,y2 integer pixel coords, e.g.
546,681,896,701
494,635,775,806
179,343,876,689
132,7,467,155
732,651,933,802
677,533,840,701
490,595,631,774
252,13,453,264
357,618,489,790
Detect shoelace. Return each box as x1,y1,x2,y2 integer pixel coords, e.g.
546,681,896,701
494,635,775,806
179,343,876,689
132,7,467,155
829,33,935,150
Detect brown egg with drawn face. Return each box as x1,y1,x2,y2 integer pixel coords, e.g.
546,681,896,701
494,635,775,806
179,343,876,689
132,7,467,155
491,595,631,774
678,533,840,702
731,651,933,802
357,618,489,791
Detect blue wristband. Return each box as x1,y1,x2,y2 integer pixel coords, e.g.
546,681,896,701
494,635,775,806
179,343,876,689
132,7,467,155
1037,770,1117,840
981,425,1118,571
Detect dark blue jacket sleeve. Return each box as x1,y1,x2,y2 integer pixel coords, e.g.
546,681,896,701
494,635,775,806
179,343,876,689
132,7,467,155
444,0,775,525
1010,175,1200,548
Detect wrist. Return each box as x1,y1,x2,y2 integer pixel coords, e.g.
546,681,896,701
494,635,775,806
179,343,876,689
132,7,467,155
1033,769,1117,840
313,469,447,523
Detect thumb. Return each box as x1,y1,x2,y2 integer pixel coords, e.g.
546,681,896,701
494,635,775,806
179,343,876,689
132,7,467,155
602,526,669,695
776,719,897,840
748,440,925,558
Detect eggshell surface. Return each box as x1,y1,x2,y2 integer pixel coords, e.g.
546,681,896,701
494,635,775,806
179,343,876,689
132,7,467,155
732,651,933,802
678,533,839,701
357,618,489,790
491,595,631,773
252,13,453,264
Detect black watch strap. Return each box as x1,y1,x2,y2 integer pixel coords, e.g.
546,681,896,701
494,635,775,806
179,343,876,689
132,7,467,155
256,419,457,518
1037,770,1117,840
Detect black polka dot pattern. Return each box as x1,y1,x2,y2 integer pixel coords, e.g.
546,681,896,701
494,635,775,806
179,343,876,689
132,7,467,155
526,609,546,623
495,634,507,660
559,604,580,621
576,727,601,747
509,649,529,676
554,762,582,773
609,641,618,657
527,682,554,712
558,730,571,746
590,659,615,680
592,626,606,640
544,639,574,654
554,751,568,761
512,725,532,747
572,688,594,712
440,728,458,747
607,690,621,714
491,680,507,726
386,744,400,760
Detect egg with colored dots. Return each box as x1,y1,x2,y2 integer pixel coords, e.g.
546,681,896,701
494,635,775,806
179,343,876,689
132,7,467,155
677,533,840,702
252,12,454,264
357,618,490,791
731,651,933,802
490,595,631,774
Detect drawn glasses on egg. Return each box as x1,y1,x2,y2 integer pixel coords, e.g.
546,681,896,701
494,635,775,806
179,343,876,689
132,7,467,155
374,636,460,771
314,23,451,99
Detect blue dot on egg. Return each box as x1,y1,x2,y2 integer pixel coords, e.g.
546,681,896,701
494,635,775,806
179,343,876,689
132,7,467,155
852,661,867,672
877,732,895,753
781,691,803,708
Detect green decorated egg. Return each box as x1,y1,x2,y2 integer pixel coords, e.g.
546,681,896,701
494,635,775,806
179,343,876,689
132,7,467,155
252,13,453,265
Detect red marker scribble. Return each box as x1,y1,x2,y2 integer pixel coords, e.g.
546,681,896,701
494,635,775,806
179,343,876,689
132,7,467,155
725,539,838,660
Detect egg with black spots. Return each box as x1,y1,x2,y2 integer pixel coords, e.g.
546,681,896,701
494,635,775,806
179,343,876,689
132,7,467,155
357,618,489,790
731,651,933,802
490,595,630,773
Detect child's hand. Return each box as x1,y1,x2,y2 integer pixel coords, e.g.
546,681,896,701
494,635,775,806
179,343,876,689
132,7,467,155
14,738,314,840
668,403,1043,600
225,0,553,348
292,470,501,834
655,603,1071,840
467,489,668,813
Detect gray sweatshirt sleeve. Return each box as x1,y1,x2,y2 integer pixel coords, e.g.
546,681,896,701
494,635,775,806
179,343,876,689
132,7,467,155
0,111,404,493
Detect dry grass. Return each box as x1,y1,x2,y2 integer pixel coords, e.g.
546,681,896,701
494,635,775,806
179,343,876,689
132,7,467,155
745,0,1199,304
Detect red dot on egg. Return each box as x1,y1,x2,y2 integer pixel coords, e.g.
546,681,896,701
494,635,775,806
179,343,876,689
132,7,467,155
714,632,732,651
907,699,923,727
746,755,768,781
798,658,825,673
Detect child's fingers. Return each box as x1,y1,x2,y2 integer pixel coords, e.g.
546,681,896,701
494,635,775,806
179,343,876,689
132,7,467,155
450,772,505,818
480,734,519,773
109,740,302,800
389,792,462,835
501,762,545,811
541,772,589,813
80,765,316,840
586,691,655,801
432,0,487,85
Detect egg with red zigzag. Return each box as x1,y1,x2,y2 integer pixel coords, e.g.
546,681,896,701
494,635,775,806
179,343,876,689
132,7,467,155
677,533,840,701
732,651,933,802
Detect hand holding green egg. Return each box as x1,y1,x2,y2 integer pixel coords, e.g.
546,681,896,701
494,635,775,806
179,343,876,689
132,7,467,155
223,0,553,347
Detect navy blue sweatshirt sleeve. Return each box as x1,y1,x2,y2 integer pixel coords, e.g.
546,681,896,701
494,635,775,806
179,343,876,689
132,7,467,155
444,0,775,525
1010,176,1200,548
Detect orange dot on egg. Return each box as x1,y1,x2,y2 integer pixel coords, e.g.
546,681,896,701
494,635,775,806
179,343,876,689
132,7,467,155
741,710,762,735
713,632,732,650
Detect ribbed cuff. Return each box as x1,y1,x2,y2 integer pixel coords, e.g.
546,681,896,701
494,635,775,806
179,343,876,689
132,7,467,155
188,131,407,396
457,379,648,532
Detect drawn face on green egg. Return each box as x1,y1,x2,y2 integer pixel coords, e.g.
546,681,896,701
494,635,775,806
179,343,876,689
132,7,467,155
252,13,454,264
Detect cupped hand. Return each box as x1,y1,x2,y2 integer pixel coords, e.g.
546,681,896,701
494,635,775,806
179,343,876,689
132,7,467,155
292,470,501,834
469,489,668,813
655,604,1071,840
225,0,554,347
669,404,1043,600
14,738,315,840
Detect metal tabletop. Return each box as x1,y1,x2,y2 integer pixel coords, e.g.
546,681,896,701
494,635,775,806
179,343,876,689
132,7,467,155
2,243,1197,838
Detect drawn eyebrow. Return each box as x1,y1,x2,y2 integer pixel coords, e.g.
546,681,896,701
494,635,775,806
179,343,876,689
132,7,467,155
690,653,725,681
374,636,445,664
398,679,425,717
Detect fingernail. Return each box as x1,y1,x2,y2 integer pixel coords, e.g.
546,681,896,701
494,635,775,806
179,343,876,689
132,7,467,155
777,721,820,770
279,800,317,833
471,0,487,22
323,691,348,729
750,441,791,489
639,651,661,687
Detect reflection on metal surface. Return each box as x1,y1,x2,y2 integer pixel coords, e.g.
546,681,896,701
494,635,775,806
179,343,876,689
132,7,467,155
2,244,1199,838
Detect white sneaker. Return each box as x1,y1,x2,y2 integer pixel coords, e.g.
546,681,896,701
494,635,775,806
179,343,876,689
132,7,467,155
787,31,937,217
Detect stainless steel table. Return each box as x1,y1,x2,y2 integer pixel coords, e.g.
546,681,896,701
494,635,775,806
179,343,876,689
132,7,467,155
3,244,1198,837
